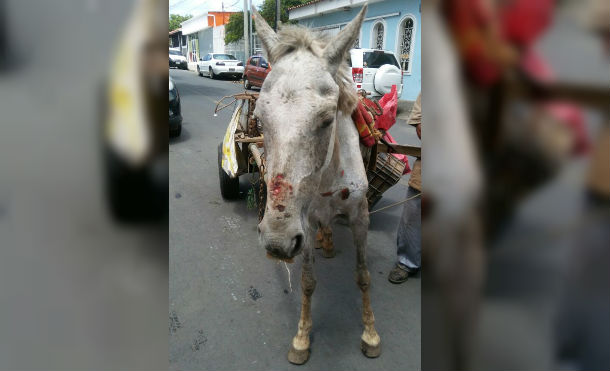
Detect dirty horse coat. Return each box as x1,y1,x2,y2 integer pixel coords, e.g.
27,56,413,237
252,5,381,365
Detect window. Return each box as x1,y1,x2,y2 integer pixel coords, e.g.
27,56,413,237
213,54,238,60
249,57,258,66
371,21,385,50
398,16,415,73
363,51,400,69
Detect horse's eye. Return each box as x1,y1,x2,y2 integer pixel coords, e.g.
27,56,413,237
321,118,333,128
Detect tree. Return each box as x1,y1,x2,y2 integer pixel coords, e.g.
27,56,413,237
224,0,308,45
259,0,306,30
224,12,244,44
169,14,192,32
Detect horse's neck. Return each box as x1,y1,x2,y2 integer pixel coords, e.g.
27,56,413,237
320,111,357,186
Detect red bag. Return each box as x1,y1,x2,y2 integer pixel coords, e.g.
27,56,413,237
376,85,398,131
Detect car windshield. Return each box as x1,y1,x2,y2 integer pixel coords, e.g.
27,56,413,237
169,50,182,56
214,54,237,60
363,51,400,69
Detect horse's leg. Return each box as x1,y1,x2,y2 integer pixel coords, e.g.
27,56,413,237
315,226,335,258
287,236,316,364
350,201,381,357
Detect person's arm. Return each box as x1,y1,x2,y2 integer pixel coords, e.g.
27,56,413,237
408,93,422,140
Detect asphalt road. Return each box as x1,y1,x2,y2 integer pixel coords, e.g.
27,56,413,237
169,68,421,370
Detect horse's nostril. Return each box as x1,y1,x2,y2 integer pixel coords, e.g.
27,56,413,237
290,233,303,255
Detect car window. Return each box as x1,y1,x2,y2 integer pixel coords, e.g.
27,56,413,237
260,57,267,65
213,54,237,60
362,51,400,69
249,57,258,66
205,54,211,61
169,50,181,56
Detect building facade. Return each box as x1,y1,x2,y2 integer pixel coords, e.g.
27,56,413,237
289,0,421,101
169,28,187,56
180,12,238,68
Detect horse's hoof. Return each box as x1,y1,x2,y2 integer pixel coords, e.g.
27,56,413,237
288,344,310,365
361,339,381,358
322,248,336,258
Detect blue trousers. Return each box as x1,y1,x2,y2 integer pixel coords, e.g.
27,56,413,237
396,186,421,271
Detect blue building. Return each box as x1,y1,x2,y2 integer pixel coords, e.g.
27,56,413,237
288,0,421,101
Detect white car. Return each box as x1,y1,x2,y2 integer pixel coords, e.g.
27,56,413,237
197,53,244,79
169,48,187,69
348,49,403,99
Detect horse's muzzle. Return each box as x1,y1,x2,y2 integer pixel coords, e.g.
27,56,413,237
258,222,304,259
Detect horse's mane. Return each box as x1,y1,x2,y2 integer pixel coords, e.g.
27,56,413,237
269,25,358,115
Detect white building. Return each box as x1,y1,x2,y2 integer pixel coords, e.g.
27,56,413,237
181,12,239,70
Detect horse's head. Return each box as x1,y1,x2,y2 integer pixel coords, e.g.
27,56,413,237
254,6,366,260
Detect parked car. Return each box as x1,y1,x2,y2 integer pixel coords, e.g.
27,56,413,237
243,55,271,89
169,48,187,69
348,49,403,99
169,77,182,137
197,53,244,79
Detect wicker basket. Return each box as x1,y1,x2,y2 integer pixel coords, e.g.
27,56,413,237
366,152,406,209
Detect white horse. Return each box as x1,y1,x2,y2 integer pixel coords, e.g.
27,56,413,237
253,5,381,365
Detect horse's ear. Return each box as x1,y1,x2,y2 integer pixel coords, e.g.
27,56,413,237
323,4,367,72
252,7,279,63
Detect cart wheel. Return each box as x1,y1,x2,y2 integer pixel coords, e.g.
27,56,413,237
218,143,240,199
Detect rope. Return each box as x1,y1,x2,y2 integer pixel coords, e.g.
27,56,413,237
369,192,422,215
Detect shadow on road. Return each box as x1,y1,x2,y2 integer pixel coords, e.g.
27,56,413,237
170,127,191,144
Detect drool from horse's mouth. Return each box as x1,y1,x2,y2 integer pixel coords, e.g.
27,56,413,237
266,252,295,264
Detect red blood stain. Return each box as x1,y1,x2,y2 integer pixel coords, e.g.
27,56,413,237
269,174,293,211
340,170,344,177
320,191,334,197
340,188,350,200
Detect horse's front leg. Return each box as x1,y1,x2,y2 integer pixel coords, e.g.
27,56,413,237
350,200,381,357
287,233,316,365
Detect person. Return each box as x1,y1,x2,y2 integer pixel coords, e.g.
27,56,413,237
388,92,422,284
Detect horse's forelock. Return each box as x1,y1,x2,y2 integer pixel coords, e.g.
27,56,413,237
271,26,358,115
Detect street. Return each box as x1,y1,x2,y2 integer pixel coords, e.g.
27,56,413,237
169,68,421,370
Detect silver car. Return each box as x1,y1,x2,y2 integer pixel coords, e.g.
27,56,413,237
197,53,244,79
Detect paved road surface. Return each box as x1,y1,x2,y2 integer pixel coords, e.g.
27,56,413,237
169,68,421,370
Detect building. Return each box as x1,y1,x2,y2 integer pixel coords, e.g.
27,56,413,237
169,28,187,56
288,0,421,101
180,11,238,69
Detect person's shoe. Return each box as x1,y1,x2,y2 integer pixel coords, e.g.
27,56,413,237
388,264,410,284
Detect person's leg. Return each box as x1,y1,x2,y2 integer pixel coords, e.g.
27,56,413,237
389,186,421,283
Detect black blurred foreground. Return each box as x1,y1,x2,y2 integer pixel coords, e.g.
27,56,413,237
0,0,168,369
422,0,609,370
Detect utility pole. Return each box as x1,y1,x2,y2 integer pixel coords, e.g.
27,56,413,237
274,0,280,32
249,0,253,55
243,0,250,62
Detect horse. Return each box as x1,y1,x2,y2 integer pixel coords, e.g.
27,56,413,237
252,5,381,364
